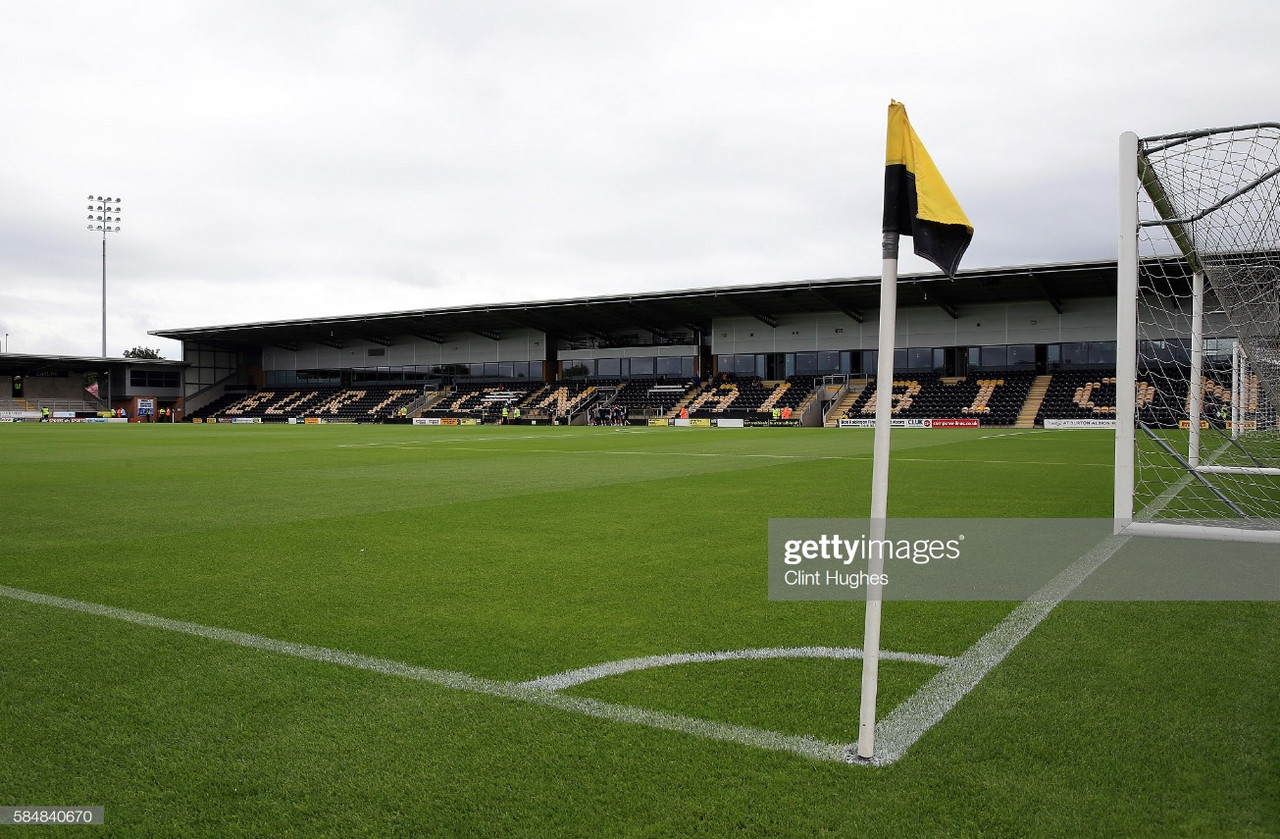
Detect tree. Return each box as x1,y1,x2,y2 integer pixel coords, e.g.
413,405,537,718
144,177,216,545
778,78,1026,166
123,346,163,359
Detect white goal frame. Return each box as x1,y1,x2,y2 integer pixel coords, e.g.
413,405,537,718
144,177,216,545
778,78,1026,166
1116,127,1280,544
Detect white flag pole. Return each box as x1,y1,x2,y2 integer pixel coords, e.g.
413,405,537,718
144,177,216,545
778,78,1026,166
857,229,899,760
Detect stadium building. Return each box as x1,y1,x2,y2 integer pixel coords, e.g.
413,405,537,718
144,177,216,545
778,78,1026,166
4,257,1212,427
0,353,186,423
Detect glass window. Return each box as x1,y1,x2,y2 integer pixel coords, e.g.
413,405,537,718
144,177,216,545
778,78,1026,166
893,349,908,372
1089,341,1117,364
793,352,817,374
1202,338,1237,361
298,369,340,385
1007,344,1035,367
656,356,682,377
1060,343,1089,365
681,357,695,378
907,348,932,370
817,351,841,374
861,351,878,375
597,357,621,377
979,346,1006,368
129,370,180,388
630,356,654,376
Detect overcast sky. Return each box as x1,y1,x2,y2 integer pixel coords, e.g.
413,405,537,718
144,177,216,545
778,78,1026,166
1,0,1277,359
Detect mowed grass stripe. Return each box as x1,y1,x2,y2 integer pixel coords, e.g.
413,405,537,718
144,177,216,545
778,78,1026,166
0,428,1032,682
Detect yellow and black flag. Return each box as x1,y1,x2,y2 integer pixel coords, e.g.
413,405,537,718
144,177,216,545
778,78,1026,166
883,100,973,278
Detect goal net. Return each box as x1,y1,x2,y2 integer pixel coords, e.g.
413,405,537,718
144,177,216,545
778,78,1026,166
1117,124,1280,541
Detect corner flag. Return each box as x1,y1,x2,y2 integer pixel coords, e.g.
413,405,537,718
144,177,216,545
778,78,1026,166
859,101,972,761
883,100,973,278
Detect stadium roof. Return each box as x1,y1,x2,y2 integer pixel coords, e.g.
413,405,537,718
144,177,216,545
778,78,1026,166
0,352,187,377
151,259,1120,350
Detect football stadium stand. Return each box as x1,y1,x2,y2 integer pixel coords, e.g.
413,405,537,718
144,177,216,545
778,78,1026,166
179,369,1191,428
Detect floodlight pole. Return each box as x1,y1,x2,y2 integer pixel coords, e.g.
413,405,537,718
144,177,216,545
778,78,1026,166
86,195,122,358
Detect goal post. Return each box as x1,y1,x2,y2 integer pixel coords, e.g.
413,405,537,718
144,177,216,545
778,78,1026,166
1117,123,1280,542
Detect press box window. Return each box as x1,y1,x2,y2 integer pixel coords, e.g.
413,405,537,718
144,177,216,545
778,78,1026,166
129,371,180,388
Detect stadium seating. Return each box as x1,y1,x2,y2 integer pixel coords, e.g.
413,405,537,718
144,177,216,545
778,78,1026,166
1034,370,1120,425
1117,363,1235,429
420,381,539,421
200,385,422,423
187,391,247,421
840,371,1035,426
606,379,697,419
683,374,818,419
183,369,1207,428
523,380,610,421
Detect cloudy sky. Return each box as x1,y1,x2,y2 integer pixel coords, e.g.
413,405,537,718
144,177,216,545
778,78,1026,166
1,0,1276,359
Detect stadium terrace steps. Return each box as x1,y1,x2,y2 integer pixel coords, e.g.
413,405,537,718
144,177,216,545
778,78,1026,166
825,386,865,427
1016,375,1052,428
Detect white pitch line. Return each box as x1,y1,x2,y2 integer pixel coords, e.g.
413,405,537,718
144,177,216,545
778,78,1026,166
975,429,1053,440
446,447,852,460
0,527,1126,768
522,646,955,691
0,585,848,764
863,531,1130,765
338,441,1108,469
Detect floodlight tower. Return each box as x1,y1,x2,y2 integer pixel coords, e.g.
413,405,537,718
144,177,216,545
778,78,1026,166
86,195,122,357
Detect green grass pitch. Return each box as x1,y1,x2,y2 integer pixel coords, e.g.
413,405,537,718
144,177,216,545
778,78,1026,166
0,423,1275,837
